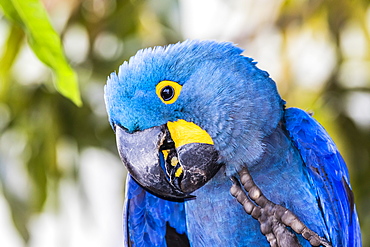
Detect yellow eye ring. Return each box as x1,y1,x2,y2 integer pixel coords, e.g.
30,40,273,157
156,80,182,104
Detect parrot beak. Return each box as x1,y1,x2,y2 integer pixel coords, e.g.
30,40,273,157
115,120,221,200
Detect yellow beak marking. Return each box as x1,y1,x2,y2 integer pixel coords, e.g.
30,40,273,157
175,166,183,177
162,149,169,160
167,120,214,148
171,156,178,167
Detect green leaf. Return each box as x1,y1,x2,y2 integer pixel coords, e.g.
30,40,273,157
0,24,24,101
0,0,82,106
0,0,22,23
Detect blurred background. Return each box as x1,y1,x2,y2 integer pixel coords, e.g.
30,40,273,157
0,0,369,246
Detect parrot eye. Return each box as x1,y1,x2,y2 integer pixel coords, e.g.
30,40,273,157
160,86,174,101
156,80,182,104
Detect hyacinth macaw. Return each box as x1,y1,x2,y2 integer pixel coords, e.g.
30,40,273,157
104,40,361,247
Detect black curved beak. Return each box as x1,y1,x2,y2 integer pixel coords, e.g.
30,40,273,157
115,123,221,200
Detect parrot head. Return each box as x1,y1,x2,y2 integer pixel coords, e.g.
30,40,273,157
105,40,284,200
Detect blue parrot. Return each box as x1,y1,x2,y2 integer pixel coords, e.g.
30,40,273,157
104,40,361,247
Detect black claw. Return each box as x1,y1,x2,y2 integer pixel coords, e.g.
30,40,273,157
230,176,240,185
230,167,332,247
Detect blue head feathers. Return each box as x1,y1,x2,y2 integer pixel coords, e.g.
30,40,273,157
104,40,285,175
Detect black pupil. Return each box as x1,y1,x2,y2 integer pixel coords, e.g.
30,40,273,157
161,86,174,101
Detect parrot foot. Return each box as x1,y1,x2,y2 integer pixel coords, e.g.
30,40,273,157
230,167,332,247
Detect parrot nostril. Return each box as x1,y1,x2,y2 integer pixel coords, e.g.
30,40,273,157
114,123,143,134
114,124,130,134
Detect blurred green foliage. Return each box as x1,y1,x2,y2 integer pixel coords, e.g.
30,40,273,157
0,0,369,246
0,0,82,106
0,0,180,244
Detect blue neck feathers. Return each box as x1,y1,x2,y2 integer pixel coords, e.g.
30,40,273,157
184,121,326,247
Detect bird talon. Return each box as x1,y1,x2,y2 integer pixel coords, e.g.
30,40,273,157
230,167,332,247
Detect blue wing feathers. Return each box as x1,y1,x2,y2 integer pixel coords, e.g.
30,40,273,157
124,174,187,247
284,107,361,247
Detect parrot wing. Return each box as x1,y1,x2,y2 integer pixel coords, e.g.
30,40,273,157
123,174,189,247
284,107,361,247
